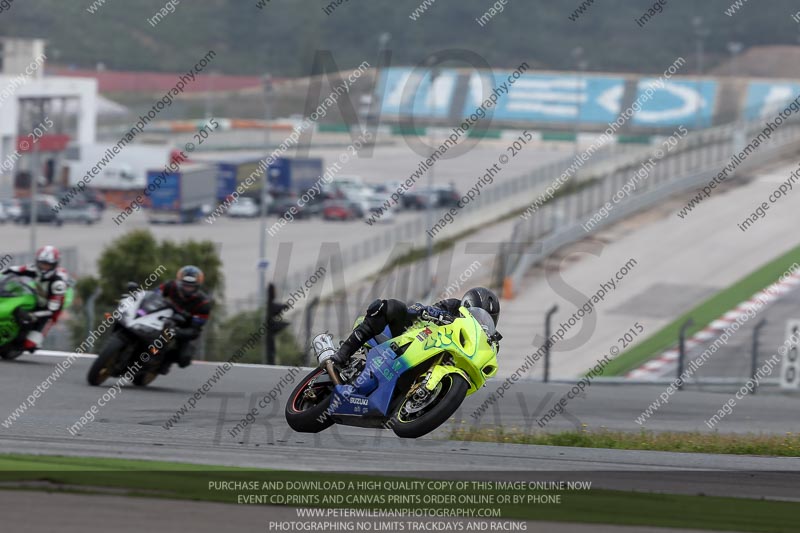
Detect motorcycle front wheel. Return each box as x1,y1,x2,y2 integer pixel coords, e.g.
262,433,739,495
87,332,130,386
391,373,468,439
0,346,23,360
132,370,158,387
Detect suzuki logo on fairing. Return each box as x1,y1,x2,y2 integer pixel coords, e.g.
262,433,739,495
349,397,368,406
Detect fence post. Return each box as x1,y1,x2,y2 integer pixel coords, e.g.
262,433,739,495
751,318,768,395
544,304,559,382
677,318,694,390
304,296,320,366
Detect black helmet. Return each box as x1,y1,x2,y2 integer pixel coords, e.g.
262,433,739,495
462,287,500,326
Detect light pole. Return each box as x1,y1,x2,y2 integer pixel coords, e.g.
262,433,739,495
727,41,743,78
543,304,558,383
259,73,274,363
692,17,710,130
727,42,744,125
424,59,439,294
204,70,218,120
262,73,273,149
21,98,47,257
369,32,391,137
571,47,587,157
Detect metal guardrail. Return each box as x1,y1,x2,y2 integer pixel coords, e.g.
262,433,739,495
278,143,654,299
503,115,800,295
8,246,79,275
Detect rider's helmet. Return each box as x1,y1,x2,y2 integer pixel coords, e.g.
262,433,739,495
35,245,60,281
176,265,204,297
462,287,500,326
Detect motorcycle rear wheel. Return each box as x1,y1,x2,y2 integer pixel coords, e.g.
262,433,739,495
285,367,335,433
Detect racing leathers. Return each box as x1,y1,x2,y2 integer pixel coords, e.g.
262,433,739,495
158,280,211,369
331,298,461,365
1,264,69,351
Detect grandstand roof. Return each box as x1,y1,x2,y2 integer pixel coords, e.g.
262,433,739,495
46,67,267,93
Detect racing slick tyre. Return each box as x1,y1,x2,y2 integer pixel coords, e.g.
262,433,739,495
132,371,158,387
391,373,468,439
285,367,335,433
87,332,128,386
0,347,23,360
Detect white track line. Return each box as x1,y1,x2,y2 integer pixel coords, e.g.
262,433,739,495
31,351,313,372
627,270,800,380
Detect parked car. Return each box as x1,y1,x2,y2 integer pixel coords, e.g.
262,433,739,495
228,196,260,218
0,202,6,224
401,189,433,210
55,188,106,211
58,201,102,225
372,181,401,196
0,198,22,220
431,184,461,208
347,199,366,218
364,194,395,223
79,189,107,211
322,200,358,221
15,197,62,226
302,191,329,217
267,197,304,219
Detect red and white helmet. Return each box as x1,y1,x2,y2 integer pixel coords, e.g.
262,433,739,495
35,245,60,279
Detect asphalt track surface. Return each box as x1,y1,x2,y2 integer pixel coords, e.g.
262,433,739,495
499,161,800,379
2,353,800,503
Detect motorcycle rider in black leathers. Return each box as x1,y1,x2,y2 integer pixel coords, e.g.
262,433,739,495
158,265,211,372
331,287,500,366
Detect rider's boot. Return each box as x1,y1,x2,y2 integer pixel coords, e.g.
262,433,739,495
176,341,193,368
331,322,375,365
177,352,192,368
22,331,43,353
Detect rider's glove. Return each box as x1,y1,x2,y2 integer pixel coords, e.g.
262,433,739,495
407,303,426,316
409,303,453,324
422,306,453,324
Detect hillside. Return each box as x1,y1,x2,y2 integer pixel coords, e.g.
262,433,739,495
1,0,798,76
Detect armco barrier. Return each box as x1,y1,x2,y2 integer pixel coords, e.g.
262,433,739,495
503,114,800,296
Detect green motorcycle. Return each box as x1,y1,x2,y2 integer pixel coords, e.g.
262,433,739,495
0,273,39,360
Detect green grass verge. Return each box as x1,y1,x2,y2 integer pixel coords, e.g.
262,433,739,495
601,243,800,376
449,427,800,457
0,454,797,531
541,131,577,142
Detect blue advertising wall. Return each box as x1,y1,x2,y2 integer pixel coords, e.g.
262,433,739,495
380,67,458,118
631,79,718,127
378,67,725,129
743,81,800,120
461,71,625,124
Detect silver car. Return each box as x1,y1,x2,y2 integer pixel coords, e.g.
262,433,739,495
58,201,102,225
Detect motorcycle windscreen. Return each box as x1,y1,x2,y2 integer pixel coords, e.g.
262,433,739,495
467,307,495,336
140,292,170,313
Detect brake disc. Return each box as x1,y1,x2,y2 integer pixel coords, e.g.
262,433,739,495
402,381,443,415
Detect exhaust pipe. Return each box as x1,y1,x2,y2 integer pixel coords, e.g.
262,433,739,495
313,333,342,385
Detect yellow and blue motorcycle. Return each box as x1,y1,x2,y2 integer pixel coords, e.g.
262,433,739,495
285,306,500,438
